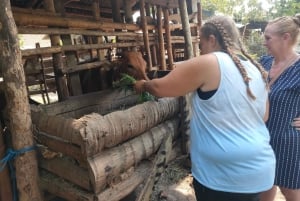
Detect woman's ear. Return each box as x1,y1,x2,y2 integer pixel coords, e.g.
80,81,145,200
282,32,291,41
208,34,217,47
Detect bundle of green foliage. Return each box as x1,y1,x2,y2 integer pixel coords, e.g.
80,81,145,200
113,73,155,102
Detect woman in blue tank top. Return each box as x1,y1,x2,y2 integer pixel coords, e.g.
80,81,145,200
127,15,275,201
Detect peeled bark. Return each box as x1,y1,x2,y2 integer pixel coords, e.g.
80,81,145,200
78,97,179,156
88,119,179,193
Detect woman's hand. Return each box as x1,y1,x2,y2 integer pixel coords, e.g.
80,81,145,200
292,117,300,130
134,80,147,94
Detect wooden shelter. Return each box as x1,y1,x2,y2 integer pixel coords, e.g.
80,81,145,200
0,0,202,200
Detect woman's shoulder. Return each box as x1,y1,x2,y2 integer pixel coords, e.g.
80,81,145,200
259,55,273,70
259,54,273,62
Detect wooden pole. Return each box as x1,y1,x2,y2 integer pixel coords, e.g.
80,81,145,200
178,0,194,59
156,6,166,70
0,124,13,201
163,8,174,70
140,0,153,71
0,1,43,200
44,0,69,101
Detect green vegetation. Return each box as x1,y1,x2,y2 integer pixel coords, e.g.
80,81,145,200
113,73,155,102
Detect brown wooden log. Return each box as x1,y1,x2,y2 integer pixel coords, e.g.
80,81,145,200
0,1,43,200
13,12,154,31
95,161,151,201
18,27,145,37
135,131,173,201
40,161,151,201
62,60,111,74
156,6,166,70
0,125,13,201
35,131,83,163
140,0,152,70
61,34,83,96
178,0,194,59
45,0,70,101
31,89,139,118
78,97,179,156
39,156,91,190
163,8,174,70
88,119,179,193
144,0,179,8
197,1,202,28
40,170,94,201
21,41,156,57
92,0,100,20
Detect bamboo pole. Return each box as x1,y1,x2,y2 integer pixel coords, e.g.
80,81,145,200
140,0,153,71
163,8,174,70
156,6,166,70
0,1,43,200
88,119,179,193
178,0,194,59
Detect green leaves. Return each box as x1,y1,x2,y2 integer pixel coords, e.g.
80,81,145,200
113,73,155,102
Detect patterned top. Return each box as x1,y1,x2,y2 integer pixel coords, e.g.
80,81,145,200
260,55,300,188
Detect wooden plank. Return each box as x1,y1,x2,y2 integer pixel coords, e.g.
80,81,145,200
35,131,84,163
39,156,91,190
145,0,179,8
96,161,152,201
21,41,156,57
40,170,94,201
13,12,156,31
31,89,139,118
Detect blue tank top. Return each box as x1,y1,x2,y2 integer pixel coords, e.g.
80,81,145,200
190,52,275,193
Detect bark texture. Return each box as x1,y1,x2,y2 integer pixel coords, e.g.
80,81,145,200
0,1,43,200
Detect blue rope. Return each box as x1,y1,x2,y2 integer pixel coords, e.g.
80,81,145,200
0,146,36,201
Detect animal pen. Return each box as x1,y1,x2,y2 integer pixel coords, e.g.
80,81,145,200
0,0,202,200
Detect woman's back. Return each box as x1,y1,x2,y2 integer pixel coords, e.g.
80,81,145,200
190,52,275,193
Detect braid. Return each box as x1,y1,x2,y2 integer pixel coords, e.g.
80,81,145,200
238,38,269,86
209,20,256,100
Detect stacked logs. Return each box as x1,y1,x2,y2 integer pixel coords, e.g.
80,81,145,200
31,89,180,200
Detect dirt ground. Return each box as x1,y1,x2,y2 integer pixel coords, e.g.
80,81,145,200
151,155,285,201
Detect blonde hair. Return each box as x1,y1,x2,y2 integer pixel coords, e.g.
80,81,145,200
267,15,300,46
201,15,268,100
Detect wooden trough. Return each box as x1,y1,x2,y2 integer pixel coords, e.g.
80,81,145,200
31,89,180,200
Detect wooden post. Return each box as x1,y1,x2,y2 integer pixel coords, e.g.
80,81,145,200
178,0,194,59
0,124,13,201
156,6,166,70
163,8,174,70
44,0,69,101
0,1,43,200
124,0,133,23
140,0,153,71
60,35,83,96
197,0,202,27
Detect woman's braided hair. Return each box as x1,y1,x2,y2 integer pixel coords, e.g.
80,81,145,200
201,16,268,100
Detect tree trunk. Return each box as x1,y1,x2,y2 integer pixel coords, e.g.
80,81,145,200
0,1,43,201
0,124,13,201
